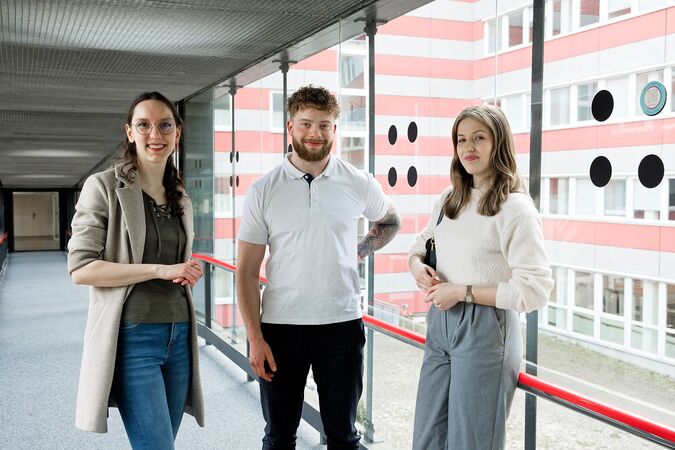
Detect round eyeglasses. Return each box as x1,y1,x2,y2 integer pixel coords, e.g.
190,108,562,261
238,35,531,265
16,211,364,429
133,120,176,135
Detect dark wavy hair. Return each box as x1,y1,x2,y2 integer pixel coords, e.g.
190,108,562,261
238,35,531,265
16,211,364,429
119,91,185,216
287,85,340,119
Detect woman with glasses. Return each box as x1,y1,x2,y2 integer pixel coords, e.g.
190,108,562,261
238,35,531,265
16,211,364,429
68,91,205,449
408,105,553,450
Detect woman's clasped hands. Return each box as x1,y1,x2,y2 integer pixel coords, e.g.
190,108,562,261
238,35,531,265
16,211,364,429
412,260,463,311
159,259,203,287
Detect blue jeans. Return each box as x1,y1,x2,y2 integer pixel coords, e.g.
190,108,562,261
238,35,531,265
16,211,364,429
112,322,191,450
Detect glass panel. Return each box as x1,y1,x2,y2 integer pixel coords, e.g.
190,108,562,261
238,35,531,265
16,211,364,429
633,180,660,219
579,0,600,27
551,266,568,305
573,311,594,335
638,0,664,10
608,0,632,18
548,305,568,328
550,86,570,126
340,55,365,89
577,82,596,122
504,94,524,131
550,177,569,214
507,10,523,47
183,87,214,255
668,284,675,331
214,94,231,128
667,333,675,358
602,274,624,316
633,280,658,325
340,95,366,130
271,91,286,131
631,325,657,353
600,316,623,344
575,178,596,215
606,77,628,117
669,179,675,220
575,271,594,309
603,179,626,216
486,18,497,53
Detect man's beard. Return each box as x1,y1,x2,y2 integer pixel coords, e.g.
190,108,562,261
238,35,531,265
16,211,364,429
291,135,332,162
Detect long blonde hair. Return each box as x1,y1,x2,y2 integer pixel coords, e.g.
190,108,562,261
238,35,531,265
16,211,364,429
443,104,523,219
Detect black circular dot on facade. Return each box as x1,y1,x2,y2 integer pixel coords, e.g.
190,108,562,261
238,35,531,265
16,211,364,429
589,156,612,187
407,166,418,187
229,176,232,187
388,125,397,145
236,176,240,187
407,122,418,143
287,144,293,153
591,90,614,122
236,151,240,162
638,154,664,189
387,167,397,187
229,152,234,163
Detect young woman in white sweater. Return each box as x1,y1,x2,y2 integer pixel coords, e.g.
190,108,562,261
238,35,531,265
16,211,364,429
408,104,554,450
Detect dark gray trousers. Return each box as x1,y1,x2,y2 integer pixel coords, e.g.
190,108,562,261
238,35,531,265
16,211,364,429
412,303,521,450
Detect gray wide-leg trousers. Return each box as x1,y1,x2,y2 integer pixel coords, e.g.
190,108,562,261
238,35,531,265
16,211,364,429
412,302,521,450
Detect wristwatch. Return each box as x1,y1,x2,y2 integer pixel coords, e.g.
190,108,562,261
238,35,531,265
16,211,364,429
464,285,474,304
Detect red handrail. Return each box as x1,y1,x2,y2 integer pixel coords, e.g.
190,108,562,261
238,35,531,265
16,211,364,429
191,252,675,446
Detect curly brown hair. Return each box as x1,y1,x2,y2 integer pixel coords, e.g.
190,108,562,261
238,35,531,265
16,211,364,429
118,91,185,216
287,85,340,119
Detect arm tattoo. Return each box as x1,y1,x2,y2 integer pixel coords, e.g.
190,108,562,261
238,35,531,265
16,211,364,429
357,205,401,259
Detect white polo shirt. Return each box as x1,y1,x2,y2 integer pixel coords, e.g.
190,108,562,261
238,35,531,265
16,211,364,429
238,153,390,325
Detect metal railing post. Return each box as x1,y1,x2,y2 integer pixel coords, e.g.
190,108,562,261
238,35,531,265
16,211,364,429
204,263,213,345
526,0,546,448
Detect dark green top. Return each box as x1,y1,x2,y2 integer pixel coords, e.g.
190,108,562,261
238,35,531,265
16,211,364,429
122,191,189,323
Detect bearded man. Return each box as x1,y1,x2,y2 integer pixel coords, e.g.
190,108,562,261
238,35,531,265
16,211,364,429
237,85,400,449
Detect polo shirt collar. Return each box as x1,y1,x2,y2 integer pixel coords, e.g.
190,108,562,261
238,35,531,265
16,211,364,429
282,152,337,180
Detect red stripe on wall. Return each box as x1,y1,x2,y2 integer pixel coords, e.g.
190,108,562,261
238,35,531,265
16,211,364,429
232,88,270,110
378,16,482,41
292,50,338,72
543,118,675,151
215,218,242,240
542,219,675,252
376,54,474,79
375,95,478,116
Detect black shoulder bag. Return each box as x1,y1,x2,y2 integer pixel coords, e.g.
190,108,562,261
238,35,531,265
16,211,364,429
423,208,445,270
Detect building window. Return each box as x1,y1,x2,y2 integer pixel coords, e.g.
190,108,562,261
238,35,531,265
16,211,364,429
550,178,569,214
339,137,365,170
575,270,594,309
577,82,597,122
550,87,570,126
638,0,664,11
668,284,675,330
633,180,660,219
486,18,498,53
579,0,600,27
669,179,675,220
549,0,571,36
340,96,366,130
507,10,524,47
602,275,624,315
632,279,658,324
608,0,631,19
271,92,287,131
606,77,629,118
551,267,568,306
575,178,596,215
504,94,524,130
340,55,365,90
604,179,626,217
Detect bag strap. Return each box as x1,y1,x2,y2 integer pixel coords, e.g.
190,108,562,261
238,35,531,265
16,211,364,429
436,208,444,226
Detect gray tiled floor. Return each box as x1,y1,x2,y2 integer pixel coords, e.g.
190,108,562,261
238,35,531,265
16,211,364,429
0,252,323,450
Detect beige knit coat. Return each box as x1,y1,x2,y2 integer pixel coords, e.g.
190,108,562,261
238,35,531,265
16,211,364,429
67,164,205,433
